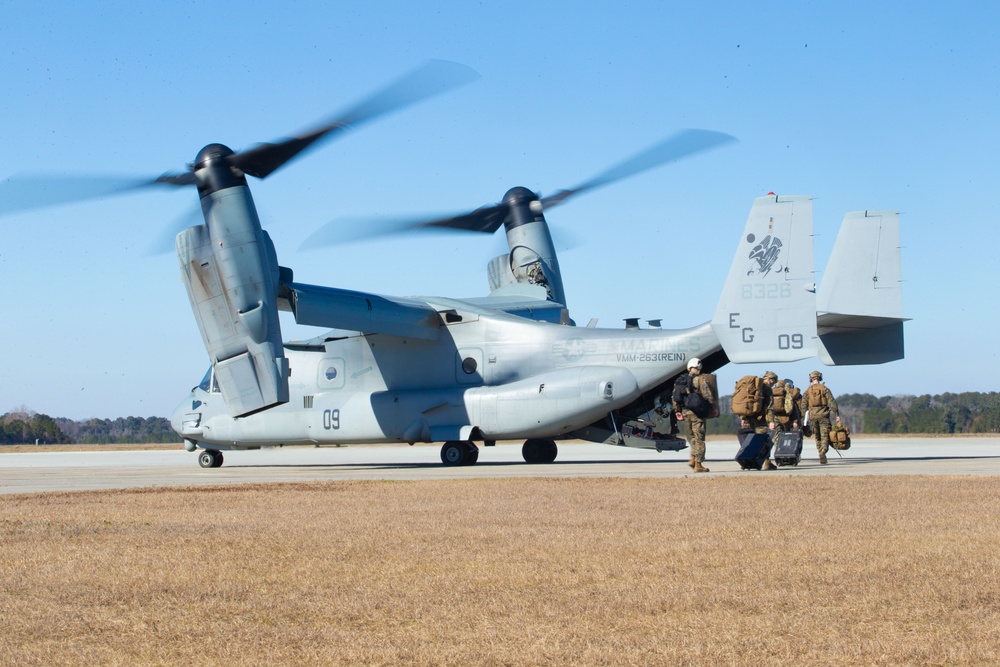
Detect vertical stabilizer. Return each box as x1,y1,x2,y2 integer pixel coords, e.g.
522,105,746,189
711,195,818,362
816,210,905,365
818,211,902,319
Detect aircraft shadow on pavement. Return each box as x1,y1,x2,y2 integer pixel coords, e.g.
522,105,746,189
225,458,685,470
221,454,1000,471
795,455,1000,463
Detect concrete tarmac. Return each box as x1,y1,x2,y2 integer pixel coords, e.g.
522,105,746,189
1,437,999,495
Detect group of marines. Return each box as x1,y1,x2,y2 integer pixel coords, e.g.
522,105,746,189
671,359,841,473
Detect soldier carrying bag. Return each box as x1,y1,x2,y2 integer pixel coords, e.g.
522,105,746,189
771,381,788,418
681,374,716,419
731,375,765,417
830,424,851,450
684,392,711,418
786,386,802,420
807,383,831,409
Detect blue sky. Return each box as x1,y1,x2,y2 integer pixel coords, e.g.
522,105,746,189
1,2,997,420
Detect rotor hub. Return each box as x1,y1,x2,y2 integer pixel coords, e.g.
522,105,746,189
502,186,537,207
192,143,248,197
502,187,543,230
194,143,236,171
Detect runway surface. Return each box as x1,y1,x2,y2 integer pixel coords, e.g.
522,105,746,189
2,437,999,494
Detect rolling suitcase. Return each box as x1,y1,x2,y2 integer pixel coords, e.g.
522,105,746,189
773,430,803,466
735,432,772,470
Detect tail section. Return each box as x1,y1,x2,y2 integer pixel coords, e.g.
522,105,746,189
816,210,905,364
712,195,818,362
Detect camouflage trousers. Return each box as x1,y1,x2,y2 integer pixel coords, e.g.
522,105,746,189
682,410,706,462
812,417,832,456
773,418,795,433
745,415,770,435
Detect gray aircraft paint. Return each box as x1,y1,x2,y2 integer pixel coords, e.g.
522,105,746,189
816,210,905,364
711,195,818,362
172,194,905,459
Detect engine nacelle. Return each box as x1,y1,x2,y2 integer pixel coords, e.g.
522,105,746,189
493,187,567,306
176,185,289,417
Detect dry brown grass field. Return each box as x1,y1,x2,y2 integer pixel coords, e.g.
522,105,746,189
1,476,998,665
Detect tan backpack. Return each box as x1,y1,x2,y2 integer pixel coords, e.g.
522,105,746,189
693,373,719,418
830,424,851,450
787,387,802,414
771,381,788,416
731,375,765,417
807,383,829,408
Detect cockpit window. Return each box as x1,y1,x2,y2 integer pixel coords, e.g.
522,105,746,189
198,367,220,393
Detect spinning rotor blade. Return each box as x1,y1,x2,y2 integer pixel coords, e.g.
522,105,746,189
325,128,737,240
299,205,508,250
0,60,478,217
538,128,736,210
230,60,480,179
0,173,185,216
413,205,509,234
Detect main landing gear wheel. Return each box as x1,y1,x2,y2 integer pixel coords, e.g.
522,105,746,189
198,449,224,468
440,441,479,466
522,438,558,463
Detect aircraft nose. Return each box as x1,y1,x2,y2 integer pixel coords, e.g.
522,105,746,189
170,395,203,439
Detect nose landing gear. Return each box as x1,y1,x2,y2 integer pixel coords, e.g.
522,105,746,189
198,449,224,468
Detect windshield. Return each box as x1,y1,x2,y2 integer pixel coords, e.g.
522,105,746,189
198,367,220,393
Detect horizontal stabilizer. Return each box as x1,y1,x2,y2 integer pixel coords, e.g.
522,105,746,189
712,195,817,362
817,210,905,365
817,320,904,365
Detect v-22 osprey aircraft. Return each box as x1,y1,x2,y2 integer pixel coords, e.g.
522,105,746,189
0,61,905,467
172,186,904,467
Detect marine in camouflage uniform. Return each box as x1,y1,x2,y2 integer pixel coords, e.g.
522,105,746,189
799,370,841,464
741,370,778,470
784,379,803,429
771,378,801,433
672,358,716,473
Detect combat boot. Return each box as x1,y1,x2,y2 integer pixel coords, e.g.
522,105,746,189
688,455,696,468
763,460,777,471
819,454,828,465
693,460,710,473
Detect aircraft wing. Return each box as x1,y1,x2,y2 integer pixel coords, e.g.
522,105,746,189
457,284,569,324
280,282,443,340
280,281,568,341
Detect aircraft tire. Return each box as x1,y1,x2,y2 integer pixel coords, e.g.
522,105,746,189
198,449,224,468
198,449,222,468
465,442,479,465
541,439,558,463
522,438,557,464
441,441,468,466
198,451,212,468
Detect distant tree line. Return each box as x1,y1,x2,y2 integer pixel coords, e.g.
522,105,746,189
706,392,1000,436
1,409,181,445
6,392,1000,445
